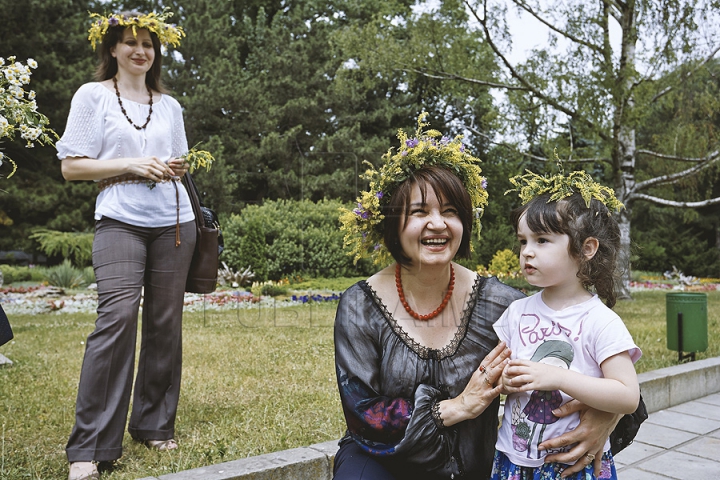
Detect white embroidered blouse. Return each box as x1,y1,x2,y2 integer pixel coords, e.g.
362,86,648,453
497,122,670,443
56,82,194,227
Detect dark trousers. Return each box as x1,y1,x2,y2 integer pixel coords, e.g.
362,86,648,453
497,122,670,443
333,439,448,480
66,218,196,463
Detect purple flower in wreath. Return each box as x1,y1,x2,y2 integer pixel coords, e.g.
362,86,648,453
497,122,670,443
406,138,419,148
440,136,450,145
108,17,119,26
460,144,465,152
482,178,488,189
374,244,381,250
354,203,370,219
376,191,384,199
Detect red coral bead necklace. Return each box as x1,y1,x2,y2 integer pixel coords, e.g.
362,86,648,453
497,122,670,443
395,263,455,321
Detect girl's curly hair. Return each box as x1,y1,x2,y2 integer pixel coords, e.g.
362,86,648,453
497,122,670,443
511,192,622,307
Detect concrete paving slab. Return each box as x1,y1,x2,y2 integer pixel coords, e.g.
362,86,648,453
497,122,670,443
645,409,720,434
676,436,720,461
615,467,675,479
632,422,697,449
632,450,720,480
613,441,664,466
668,401,720,421
697,392,720,406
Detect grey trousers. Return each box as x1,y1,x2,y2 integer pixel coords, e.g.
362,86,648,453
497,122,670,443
66,217,196,463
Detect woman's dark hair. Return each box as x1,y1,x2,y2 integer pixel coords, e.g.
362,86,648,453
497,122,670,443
93,11,167,93
383,166,473,266
510,192,622,307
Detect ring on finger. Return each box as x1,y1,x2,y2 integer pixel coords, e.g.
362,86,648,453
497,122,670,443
483,377,491,386
478,365,487,374
585,453,595,463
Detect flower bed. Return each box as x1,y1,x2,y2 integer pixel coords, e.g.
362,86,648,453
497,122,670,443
0,286,343,315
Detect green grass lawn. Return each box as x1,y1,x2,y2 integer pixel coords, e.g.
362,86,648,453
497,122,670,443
0,289,718,479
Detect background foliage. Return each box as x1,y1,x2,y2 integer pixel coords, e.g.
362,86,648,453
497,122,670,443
222,199,375,280
0,0,719,277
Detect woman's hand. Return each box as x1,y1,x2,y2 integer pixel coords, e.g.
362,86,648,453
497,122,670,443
127,156,176,181
166,157,189,178
438,342,511,427
539,400,621,478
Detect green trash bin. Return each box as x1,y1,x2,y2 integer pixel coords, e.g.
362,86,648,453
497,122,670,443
666,292,708,358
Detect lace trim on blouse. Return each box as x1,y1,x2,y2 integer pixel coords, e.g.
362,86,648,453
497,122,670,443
361,275,485,361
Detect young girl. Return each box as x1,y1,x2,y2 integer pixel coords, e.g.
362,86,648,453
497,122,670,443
490,171,642,480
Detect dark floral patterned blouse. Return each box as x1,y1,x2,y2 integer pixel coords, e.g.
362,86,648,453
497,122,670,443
334,275,524,478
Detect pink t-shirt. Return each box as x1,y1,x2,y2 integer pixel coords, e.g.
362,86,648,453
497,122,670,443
493,292,641,467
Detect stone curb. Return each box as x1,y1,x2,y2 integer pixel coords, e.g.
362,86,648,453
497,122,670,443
636,356,720,413
138,357,720,480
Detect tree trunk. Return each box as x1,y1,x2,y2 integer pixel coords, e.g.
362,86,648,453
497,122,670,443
613,4,638,301
617,205,633,300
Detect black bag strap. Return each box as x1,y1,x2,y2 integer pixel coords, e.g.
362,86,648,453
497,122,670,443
182,172,204,233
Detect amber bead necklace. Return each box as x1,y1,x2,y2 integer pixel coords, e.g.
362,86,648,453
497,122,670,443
113,77,153,130
395,263,455,321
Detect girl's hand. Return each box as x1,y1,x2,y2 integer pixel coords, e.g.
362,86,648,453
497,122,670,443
166,157,189,177
128,156,175,181
539,400,620,478
440,342,511,426
501,359,561,393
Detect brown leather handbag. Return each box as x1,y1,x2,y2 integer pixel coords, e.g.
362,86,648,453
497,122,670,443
183,172,222,293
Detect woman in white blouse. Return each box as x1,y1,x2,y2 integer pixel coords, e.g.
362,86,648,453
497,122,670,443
57,11,195,480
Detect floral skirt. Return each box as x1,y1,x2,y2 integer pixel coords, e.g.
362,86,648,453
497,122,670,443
489,450,617,480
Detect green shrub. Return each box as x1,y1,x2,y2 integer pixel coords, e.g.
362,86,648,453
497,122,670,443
237,220,268,281
46,260,84,289
29,230,94,268
261,283,288,296
222,199,375,281
250,280,289,297
0,265,30,284
81,266,95,285
1,265,48,284
489,248,520,275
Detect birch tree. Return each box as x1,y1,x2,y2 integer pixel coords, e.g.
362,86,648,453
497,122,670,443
478,0,720,295
385,0,720,296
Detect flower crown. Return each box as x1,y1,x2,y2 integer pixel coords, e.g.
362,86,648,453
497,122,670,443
88,9,185,51
505,150,624,212
340,113,489,264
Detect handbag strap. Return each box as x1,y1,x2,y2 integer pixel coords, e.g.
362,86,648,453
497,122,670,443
171,179,181,246
182,172,204,235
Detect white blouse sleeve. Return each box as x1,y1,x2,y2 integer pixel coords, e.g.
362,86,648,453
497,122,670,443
56,83,106,160
168,96,189,158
